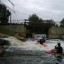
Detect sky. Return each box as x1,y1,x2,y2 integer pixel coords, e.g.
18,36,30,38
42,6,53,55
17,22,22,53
1,0,64,23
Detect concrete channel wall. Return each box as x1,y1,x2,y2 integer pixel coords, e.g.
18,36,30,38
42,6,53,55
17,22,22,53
0,25,26,37
48,26,64,39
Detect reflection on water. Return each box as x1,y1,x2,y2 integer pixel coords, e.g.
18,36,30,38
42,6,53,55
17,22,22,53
56,56,63,62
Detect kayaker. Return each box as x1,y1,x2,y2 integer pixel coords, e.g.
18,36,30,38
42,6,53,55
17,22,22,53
54,43,63,63
55,43,63,54
38,38,44,44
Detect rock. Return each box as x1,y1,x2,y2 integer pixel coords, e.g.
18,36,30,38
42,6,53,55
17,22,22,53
15,33,26,41
15,36,26,41
0,45,4,57
0,33,8,38
0,39,10,46
0,60,5,64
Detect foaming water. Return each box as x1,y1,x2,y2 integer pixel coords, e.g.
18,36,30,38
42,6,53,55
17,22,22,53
2,37,64,52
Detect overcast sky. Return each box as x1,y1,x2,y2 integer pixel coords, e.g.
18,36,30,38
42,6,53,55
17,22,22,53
1,0,64,23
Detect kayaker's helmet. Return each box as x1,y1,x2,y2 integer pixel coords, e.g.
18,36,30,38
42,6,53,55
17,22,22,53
57,43,61,46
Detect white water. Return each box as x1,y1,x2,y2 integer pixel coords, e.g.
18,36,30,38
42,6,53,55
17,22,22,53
2,37,64,52
1,37,64,64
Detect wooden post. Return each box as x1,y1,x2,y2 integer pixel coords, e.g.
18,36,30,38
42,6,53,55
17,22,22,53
10,13,11,26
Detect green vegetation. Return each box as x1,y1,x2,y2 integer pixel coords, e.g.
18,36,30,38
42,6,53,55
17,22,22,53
0,4,11,24
26,14,55,35
0,27,16,36
60,18,64,27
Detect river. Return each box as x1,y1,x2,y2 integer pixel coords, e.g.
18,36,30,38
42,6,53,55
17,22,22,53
0,37,64,64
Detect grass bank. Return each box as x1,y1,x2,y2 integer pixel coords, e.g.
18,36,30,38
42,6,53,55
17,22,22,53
0,27,16,36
